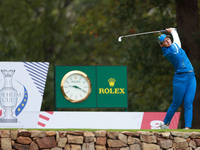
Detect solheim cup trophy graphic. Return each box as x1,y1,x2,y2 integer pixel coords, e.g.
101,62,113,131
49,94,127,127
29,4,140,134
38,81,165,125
0,70,18,123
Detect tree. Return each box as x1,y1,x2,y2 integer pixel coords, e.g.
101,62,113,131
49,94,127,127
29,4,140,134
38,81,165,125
0,0,73,110
175,0,200,128
0,0,199,129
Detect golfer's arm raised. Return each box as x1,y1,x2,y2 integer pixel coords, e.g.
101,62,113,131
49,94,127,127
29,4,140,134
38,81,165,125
166,28,181,48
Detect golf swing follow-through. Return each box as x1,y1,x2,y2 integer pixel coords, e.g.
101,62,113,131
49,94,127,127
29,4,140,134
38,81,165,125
158,28,196,129
118,28,197,129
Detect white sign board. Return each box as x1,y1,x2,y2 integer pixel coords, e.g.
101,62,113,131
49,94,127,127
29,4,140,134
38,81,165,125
0,62,49,128
37,111,180,129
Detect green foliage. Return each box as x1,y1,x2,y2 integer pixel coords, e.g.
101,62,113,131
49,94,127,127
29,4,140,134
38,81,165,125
0,0,198,114
68,0,177,112
0,0,72,110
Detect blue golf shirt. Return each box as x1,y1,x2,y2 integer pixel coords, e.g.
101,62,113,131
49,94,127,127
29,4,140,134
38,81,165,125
161,31,194,73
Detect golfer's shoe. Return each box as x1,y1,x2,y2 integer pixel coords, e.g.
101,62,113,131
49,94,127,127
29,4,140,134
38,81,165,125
159,122,169,129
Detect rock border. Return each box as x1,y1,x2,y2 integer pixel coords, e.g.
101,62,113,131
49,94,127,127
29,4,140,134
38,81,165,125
1,130,200,150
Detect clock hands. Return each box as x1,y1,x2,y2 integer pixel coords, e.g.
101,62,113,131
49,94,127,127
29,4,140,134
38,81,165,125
69,85,87,93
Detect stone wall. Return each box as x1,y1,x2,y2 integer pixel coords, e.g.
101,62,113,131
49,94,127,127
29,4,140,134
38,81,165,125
1,130,200,150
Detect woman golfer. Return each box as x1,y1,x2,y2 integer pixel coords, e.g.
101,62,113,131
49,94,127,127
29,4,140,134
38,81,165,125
158,28,197,129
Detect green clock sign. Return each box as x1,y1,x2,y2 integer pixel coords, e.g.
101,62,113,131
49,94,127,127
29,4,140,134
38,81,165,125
55,66,128,109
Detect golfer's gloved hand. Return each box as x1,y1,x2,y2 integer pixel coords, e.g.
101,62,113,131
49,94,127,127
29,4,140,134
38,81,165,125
166,28,176,33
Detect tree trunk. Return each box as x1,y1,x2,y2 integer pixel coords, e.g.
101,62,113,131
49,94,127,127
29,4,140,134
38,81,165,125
175,0,200,128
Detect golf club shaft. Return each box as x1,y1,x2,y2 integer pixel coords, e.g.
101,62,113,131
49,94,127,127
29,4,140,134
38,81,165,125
118,29,166,42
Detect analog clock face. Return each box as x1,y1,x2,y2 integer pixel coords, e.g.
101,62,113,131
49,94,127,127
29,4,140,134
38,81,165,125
60,70,92,103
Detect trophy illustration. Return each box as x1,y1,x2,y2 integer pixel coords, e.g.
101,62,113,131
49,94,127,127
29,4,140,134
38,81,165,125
0,70,18,123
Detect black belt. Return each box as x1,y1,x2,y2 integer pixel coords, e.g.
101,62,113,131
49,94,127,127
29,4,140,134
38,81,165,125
175,70,193,74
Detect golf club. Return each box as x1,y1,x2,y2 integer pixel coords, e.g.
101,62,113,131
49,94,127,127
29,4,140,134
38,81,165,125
118,30,166,42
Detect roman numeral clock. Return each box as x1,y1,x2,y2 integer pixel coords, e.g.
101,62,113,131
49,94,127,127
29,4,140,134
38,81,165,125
60,70,92,103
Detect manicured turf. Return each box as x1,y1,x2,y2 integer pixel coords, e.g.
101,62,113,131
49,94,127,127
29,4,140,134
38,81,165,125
6,128,200,132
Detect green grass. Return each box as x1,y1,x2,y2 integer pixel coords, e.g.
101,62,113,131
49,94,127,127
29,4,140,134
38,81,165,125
5,128,200,132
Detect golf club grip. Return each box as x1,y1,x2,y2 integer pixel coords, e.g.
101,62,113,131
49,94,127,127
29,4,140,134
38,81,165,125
159,30,166,32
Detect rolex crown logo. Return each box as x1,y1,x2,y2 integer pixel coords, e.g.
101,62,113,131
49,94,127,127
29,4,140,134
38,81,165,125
108,78,116,87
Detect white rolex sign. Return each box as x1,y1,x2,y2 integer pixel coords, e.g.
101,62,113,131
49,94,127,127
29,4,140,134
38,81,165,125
0,62,49,128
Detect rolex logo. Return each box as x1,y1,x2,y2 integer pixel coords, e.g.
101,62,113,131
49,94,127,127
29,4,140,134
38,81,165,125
108,78,116,87
99,78,125,94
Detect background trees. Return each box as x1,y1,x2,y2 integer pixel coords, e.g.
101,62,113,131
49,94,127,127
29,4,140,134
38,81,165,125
175,0,200,128
0,0,199,128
